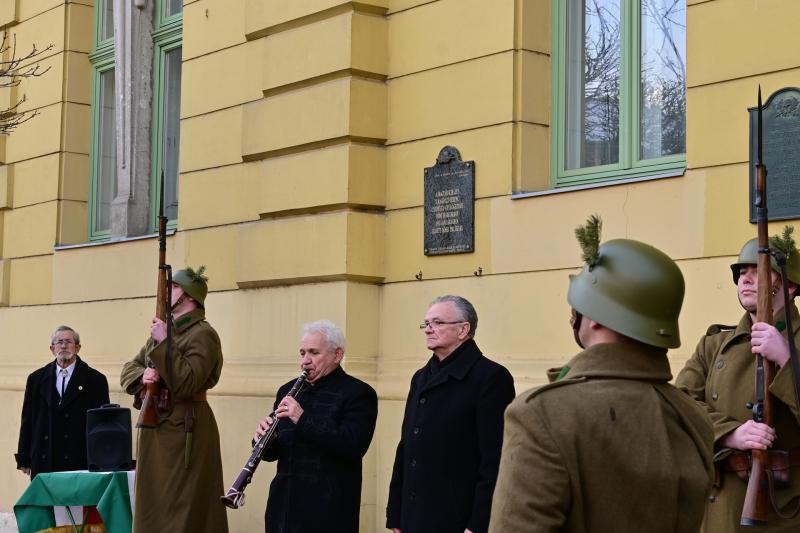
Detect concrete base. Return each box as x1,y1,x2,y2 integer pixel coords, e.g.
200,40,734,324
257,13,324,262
0,512,17,533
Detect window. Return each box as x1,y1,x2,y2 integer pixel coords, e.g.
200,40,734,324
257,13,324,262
88,0,182,241
151,5,183,223
87,2,116,241
551,0,686,187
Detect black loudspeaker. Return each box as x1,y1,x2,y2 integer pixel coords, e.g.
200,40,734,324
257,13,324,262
86,404,133,472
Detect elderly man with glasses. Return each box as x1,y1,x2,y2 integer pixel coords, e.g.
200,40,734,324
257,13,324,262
386,295,515,533
15,325,110,478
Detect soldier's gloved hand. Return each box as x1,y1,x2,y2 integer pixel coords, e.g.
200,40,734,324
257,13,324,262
150,317,168,343
142,367,160,385
751,322,790,366
721,419,776,450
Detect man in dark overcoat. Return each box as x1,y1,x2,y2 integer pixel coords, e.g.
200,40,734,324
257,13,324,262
254,319,378,533
121,266,228,533
16,325,110,478
386,295,515,533
489,216,714,533
676,235,800,531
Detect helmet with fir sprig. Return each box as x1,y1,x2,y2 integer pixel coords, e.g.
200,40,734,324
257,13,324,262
567,215,685,349
172,266,209,307
730,226,800,286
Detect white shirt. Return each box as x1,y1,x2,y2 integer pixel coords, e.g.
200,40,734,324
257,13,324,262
55,360,76,398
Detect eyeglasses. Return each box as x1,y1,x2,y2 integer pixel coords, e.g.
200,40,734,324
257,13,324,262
52,339,76,346
419,320,466,330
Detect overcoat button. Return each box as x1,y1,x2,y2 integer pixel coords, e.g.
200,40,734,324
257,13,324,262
411,459,417,467
712,393,719,401
419,397,426,404
43,435,48,440
708,495,716,503
716,360,724,369
413,427,419,435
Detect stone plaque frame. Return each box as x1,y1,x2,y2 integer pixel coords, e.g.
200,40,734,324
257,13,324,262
423,146,475,256
749,87,800,222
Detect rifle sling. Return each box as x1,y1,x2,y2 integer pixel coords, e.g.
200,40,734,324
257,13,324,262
778,261,800,410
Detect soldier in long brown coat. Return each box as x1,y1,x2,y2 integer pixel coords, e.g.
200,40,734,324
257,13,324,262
121,267,228,533
489,216,714,533
676,236,800,532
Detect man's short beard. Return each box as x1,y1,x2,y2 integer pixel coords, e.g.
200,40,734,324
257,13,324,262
56,352,75,365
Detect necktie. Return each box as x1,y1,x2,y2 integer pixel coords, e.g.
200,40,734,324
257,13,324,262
59,369,67,403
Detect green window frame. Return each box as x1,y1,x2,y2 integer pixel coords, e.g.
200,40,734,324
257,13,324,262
151,3,183,230
88,0,182,241
551,0,686,188
87,0,116,241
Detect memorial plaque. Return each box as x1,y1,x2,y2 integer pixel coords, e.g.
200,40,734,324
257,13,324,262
424,146,475,256
749,87,800,222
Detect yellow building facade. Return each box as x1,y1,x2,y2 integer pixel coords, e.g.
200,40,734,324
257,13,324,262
0,0,798,531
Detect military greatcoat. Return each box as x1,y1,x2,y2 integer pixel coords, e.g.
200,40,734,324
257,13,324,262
676,304,800,532
120,308,228,533
489,341,714,533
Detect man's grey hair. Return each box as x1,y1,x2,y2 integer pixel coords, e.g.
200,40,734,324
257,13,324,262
430,295,478,338
302,320,346,352
51,325,80,345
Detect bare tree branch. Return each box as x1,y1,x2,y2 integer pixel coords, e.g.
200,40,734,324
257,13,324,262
0,32,53,135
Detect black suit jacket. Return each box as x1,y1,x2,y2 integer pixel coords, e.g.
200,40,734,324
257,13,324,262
15,356,110,478
262,366,378,533
386,339,516,533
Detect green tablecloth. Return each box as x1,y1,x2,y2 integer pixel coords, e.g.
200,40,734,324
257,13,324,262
14,471,133,533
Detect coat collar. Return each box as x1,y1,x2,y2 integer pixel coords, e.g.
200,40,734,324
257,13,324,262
43,356,88,408
561,341,673,382
419,338,482,392
173,308,205,334
309,365,346,390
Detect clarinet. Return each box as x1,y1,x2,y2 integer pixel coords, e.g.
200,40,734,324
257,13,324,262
221,370,309,509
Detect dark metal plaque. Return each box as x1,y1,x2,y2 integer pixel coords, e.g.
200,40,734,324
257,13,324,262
749,87,800,222
424,146,475,256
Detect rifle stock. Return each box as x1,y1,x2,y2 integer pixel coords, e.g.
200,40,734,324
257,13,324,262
741,89,775,527
136,172,168,429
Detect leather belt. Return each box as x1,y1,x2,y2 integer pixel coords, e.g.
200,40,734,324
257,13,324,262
174,391,207,404
722,449,800,472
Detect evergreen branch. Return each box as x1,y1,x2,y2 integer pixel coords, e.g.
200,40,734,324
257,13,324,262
575,214,603,269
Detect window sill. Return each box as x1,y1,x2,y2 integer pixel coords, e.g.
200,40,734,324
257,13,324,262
54,229,176,251
511,168,685,200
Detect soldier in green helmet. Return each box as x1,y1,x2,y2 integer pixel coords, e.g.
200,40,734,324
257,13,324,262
676,228,800,532
120,266,228,533
489,215,714,533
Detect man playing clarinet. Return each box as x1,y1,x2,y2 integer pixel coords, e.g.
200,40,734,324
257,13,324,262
253,320,378,533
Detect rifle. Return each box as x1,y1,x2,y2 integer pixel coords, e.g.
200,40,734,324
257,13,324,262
741,86,775,527
135,172,171,428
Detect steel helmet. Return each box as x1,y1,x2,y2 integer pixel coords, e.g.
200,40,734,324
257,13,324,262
568,216,684,349
731,230,800,285
172,266,208,307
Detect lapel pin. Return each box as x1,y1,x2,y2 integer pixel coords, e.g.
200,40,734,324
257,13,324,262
78,385,83,391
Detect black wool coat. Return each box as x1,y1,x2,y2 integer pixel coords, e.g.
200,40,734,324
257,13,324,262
16,356,110,478
387,339,516,533
262,365,378,533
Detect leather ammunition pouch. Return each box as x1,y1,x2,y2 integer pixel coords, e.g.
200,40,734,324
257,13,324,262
719,449,800,489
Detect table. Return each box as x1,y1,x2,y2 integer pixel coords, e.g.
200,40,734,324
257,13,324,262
14,471,134,533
